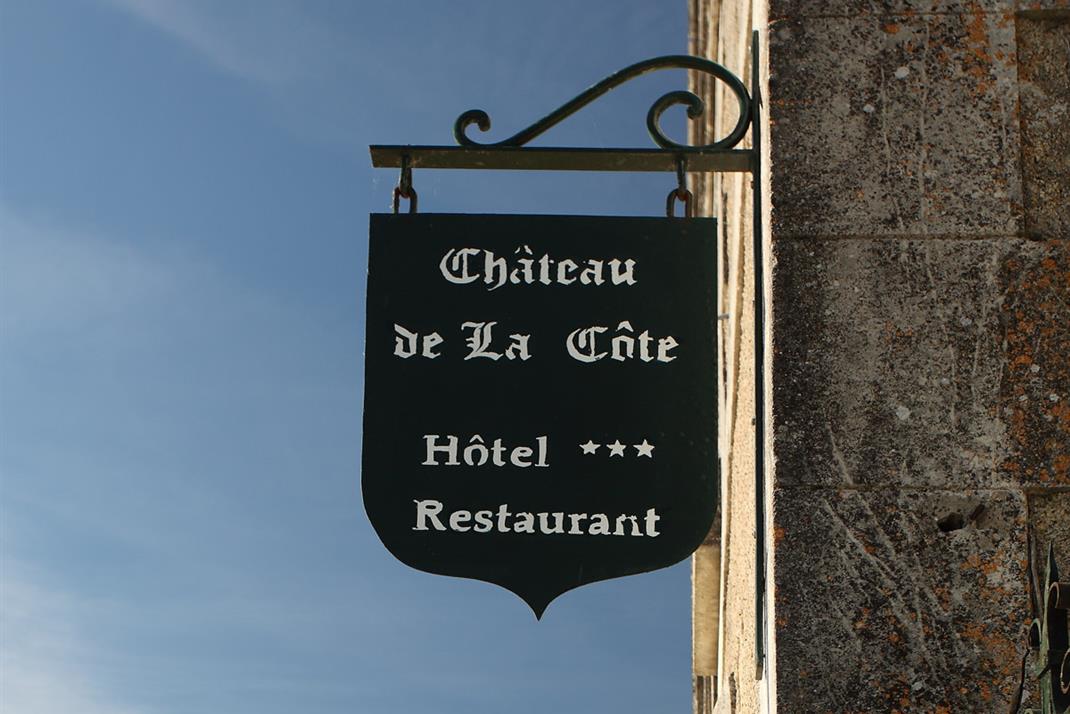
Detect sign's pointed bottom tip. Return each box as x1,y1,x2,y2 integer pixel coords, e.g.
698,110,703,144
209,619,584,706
525,600,550,621
517,593,555,621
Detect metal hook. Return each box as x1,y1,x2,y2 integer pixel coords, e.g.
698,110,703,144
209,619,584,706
392,155,418,214
666,156,692,217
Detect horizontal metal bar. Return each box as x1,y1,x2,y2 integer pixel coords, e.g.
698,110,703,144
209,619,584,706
370,145,753,173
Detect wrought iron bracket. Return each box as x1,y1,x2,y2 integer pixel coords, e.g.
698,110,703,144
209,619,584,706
1023,543,1070,714
369,31,769,678
371,50,754,174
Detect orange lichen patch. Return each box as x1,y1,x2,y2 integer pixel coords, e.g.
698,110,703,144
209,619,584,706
996,11,1015,30
1053,401,1070,429
774,525,785,545
965,11,990,58
936,705,951,714
1012,354,1033,369
882,23,900,34
1006,407,1028,445
961,621,1022,677
853,605,872,632
1054,454,1070,480
959,10,996,94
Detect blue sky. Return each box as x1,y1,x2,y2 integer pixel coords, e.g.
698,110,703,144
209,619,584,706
1,2,700,711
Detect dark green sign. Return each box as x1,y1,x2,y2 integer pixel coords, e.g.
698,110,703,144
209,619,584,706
362,214,718,618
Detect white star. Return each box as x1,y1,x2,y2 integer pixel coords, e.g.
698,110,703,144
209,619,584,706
580,440,600,455
607,440,626,457
634,439,655,458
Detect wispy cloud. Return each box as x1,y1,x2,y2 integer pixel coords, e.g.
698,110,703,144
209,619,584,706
99,0,350,85
93,0,399,151
1,207,183,713
0,207,179,338
1,559,144,714
0,203,370,709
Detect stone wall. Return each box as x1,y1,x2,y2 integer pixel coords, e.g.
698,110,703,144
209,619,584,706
690,1,1068,712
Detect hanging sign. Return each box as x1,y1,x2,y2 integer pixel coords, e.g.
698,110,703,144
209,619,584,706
362,213,718,617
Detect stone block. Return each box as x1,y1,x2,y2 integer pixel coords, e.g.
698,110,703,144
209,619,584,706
1017,13,1070,238
767,13,1021,237
772,237,1069,489
1019,1,1070,13
998,240,1070,486
773,488,1029,713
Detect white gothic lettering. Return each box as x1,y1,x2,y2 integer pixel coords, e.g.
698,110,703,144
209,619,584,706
412,499,661,538
566,321,679,363
421,434,550,468
440,245,637,291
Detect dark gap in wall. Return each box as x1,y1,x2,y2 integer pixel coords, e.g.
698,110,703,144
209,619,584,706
937,512,965,532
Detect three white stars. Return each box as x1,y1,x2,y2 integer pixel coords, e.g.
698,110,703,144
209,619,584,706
578,439,655,458
634,439,654,458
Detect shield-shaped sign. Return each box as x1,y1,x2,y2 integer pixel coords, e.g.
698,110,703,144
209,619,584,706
362,213,718,618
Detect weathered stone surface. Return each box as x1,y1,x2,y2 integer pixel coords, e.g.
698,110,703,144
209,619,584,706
769,0,1013,19
772,237,1069,490
774,238,1005,489
773,488,1029,713
768,13,1021,237
999,240,1070,486
1018,13,1070,238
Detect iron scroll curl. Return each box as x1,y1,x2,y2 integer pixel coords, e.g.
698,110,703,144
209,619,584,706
453,55,751,150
